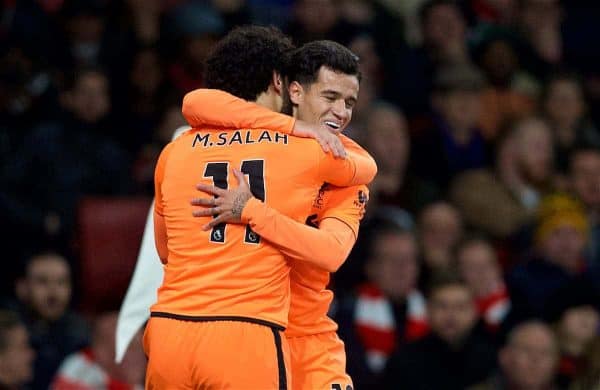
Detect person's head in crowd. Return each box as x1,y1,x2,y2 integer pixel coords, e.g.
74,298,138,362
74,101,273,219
128,47,164,98
455,235,504,299
510,116,555,189
292,0,340,40
61,67,110,124
16,251,72,323
91,312,146,385
419,0,468,63
364,102,409,176
569,144,600,211
546,281,600,359
570,338,600,390
425,272,477,346
364,215,419,303
432,64,485,136
61,1,107,67
418,201,464,272
498,321,559,390
282,40,360,131
517,0,563,64
474,28,523,88
535,193,588,273
543,73,587,145
0,310,34,387
345,33,381,122
167,2,224,85
204,25,294,110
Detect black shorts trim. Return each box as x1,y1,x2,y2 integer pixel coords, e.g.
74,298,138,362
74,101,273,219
271,327,288,390
149,312,285,331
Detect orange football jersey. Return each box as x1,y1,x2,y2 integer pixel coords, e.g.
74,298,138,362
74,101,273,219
180,89,372,335
151,91,376,328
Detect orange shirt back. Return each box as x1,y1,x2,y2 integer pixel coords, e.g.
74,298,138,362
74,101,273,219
151,127,364,328
286,184,368,337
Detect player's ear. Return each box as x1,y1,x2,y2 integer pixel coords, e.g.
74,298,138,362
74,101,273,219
272,71,283,95
288,81,304,105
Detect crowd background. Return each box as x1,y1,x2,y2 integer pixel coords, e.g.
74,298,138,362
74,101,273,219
1,0,600,388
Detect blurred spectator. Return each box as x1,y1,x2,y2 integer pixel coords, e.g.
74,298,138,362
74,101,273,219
362,102,438,213
543,72,600,174
0,68,131,258
9,252,90,389
383,273,496,389
451,117,555,240
569,338,600,390
515,0,564,80
0,310,35,389
469,320,559,390
410,63,490,190
52,311,146,389
382,0,471,116
346,33,383,118
569,145,600,266
0,44,59,147
164,2,225,96
544,281,600,388
285,0,356,44
417,201,464,287
456,236,511,333
507,193,589,316
473,27,538,140
115,46,170,155
464,0,518,26
335,217,427,388
493,117,555,212
131,103,187,194
111,0,163,48
52,1,118,74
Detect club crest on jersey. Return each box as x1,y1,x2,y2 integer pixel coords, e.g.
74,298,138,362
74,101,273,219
358,190,368,204
312,183,331,209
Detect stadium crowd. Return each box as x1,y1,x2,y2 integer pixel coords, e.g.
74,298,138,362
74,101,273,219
1,0,600,388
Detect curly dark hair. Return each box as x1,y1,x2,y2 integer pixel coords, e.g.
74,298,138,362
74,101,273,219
204,25,294,101
284,40,361,87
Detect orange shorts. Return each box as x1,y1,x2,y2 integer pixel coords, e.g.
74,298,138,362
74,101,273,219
144,315,291,389
287,332,353,390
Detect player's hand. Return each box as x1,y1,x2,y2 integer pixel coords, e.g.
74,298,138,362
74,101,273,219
293,120,347,159
190,169,253,230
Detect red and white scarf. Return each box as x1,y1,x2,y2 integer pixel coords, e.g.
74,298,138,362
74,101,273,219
475,284,511,333
354,284,429,372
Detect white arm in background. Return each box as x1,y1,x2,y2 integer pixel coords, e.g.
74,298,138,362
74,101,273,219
115,126,189,363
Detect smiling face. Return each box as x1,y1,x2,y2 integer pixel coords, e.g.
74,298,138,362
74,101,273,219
289,66,359,133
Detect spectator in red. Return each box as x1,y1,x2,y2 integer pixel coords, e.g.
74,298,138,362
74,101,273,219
383,273,496,390
456,236,511,333
335,214,428,389
52,311,146,389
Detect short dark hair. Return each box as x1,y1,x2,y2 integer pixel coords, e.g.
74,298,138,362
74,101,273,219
425,271,469,300
204,25,294,101
284,40,361,87
0,310,22,352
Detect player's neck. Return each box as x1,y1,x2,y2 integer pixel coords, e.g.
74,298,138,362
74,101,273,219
254,86,281,112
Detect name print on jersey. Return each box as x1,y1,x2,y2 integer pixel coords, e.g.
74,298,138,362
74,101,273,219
192,130,289,148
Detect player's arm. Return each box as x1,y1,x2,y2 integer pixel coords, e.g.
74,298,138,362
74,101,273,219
153,142,174,264
317,135,378,187
182,89,345,157
191,171,368,272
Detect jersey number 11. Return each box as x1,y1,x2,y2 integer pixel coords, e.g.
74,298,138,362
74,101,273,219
203,160,265,244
